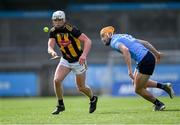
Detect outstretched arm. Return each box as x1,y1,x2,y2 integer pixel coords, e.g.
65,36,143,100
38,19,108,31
137,39,161,63
119,44,134,80
78,33,92,65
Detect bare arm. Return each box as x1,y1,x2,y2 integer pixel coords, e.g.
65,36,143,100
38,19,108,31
137,39,159,56
119,44,134,79
78,33,92,57
137,39,161,63
78,33,92,64
48,38,57,57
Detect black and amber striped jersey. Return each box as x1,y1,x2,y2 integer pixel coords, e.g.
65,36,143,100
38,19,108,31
49,23,83,63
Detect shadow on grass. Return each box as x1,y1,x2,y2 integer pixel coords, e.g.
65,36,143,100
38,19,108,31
163,109,180,112
97,111,138,114
98,109,180,114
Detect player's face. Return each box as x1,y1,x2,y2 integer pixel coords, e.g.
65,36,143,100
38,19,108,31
52,19,65,28
101,33,111,46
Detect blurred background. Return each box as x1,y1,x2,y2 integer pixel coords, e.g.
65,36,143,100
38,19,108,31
0,0,180,97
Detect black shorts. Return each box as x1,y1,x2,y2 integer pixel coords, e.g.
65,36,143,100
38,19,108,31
136,51,155,75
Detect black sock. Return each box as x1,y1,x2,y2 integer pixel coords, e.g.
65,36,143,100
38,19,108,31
153,99,161,106
90,96,95,101
58,99,64,106
157,82,165,90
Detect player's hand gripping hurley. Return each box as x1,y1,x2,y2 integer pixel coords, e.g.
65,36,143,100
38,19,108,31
50,55,60,60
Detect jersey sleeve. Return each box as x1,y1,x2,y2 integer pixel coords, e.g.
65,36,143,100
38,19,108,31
49,27,56,38
110,38,123,50
71,27,82,38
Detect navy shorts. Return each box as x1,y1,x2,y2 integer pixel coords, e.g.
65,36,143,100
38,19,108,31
136,51,155,75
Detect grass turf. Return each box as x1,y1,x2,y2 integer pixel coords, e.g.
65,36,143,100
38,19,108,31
0,96,180,124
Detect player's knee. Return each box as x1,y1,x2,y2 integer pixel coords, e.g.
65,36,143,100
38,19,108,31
135,87,142,94
53,78,62,85
77,86,86,92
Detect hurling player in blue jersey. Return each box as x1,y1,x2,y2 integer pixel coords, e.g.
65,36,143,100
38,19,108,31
100,26,174,111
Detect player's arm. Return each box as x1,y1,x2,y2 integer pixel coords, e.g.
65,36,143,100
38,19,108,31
118,44,134,79
137,39,159,56
48,38,57,57
78,33,92,64
137,39,161,63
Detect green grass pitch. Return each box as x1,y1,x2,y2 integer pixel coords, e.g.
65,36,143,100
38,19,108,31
0,96,180,124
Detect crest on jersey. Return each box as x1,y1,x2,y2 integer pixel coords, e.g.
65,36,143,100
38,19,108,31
57,33,71,47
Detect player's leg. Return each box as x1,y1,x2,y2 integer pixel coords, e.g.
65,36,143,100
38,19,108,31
134,72,156,102
75,72,98,113
134,72,165,111
134,69,163,88
134,69,174,98
144,80,174,99
76,72,93,98
72,62,98,113
52,61,71,115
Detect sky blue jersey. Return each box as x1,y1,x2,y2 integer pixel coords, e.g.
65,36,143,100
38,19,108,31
110,34,148,63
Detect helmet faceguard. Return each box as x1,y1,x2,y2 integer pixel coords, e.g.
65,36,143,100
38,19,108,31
52,10,66,28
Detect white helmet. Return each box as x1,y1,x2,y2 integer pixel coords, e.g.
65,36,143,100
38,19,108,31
52,10,65,21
